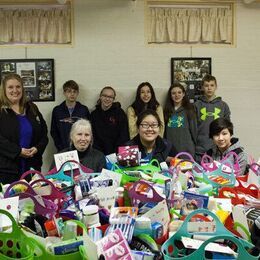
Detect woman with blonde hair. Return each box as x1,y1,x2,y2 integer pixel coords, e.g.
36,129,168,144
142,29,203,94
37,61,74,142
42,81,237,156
0,73,48,183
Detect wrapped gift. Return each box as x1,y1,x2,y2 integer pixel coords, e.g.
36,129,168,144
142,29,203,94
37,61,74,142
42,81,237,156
117,145,140,167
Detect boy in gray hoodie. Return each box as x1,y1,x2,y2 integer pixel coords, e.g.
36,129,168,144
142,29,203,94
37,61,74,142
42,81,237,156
194,75,230,162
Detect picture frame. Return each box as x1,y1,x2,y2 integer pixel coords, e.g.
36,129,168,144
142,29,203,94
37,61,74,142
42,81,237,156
171,57,212,102
0,59,55,102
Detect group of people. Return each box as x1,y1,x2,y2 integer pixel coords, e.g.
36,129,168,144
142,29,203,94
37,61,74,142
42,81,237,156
0,73,247,184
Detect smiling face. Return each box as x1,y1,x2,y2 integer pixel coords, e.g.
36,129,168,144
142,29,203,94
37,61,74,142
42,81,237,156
138,114,160,143
171,86,185,107
71,126,92,152
140,85,152,104
5,79,23,105
212,128,232,152
100,88,115,111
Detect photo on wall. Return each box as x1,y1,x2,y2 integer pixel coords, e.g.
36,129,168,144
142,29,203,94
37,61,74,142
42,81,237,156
0,59,55,102
171,57,212,102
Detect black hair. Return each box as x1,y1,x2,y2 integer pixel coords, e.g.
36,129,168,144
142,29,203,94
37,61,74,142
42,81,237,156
164,82,196,123
131,82,159,116
202,74,217,86
209,118,234,139
136,109,162,128
63,80,79,92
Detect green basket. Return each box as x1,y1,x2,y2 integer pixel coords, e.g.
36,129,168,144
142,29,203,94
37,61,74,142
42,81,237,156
0,209,36,259
112,159,161,185
32,220,94,260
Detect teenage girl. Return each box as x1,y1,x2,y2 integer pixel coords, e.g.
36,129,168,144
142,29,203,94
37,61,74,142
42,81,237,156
127,82,164,139
164,82,197,157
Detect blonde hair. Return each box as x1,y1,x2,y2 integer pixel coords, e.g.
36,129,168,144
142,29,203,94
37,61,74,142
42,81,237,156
70,119,93,147
0,73,27,113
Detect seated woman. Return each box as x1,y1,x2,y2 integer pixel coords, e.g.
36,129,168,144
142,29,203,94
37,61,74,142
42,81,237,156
126,109,176,163
207,117,248,175
50,119,106,172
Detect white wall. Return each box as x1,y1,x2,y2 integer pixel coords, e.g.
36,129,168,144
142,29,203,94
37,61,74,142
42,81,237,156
0,0,259,171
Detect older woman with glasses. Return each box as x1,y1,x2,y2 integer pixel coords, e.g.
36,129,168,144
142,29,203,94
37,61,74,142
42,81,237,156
126,109,176,163
90,86,129,155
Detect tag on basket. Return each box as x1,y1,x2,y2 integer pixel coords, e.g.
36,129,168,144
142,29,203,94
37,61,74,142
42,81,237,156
54,150,79,171
0,197,19,228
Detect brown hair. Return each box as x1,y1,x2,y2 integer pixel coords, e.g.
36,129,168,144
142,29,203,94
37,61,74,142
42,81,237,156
202,74,217,86
63,80,79,92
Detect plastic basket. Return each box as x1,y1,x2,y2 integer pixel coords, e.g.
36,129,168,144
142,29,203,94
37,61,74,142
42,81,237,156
32,220,93,260
201,151,241,176
112,159,161,185
0,209,36,259
162,208,257,260
4,181,58,219
202,160,236,190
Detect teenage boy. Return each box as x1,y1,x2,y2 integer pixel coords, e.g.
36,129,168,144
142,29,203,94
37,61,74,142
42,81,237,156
194,75,231,162
207,118,247,175
51,80,90,151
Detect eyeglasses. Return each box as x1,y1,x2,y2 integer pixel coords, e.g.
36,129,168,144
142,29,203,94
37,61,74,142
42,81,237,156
140,123,159,129
101,94,115,100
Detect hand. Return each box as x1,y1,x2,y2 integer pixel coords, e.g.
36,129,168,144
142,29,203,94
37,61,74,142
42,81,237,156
20,147,38,158
20,148,32,158
27,147,38,157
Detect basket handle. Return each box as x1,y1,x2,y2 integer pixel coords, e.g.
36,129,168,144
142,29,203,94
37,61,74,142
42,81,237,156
149,159,161,168
174,152,195,162
111,163,121,171
0,209,20,234
201,154,218,171
179,208,231,236
222,151,239,164
20,169,46,180
46,160,75,182
4,180,37,198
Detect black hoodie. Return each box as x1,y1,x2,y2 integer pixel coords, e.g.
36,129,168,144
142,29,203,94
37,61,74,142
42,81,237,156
90,102,129,155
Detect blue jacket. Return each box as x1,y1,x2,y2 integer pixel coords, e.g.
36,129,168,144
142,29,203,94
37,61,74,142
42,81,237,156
51,101,90,151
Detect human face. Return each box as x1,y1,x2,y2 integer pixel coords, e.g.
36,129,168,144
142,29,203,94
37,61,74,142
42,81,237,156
100,89,115,110
171,87,185,107
140,85,152,103
212,128,232,152
5,79,23,105
64,88,79,104
202,80,217,101
138,115,160,143
71,127,92,152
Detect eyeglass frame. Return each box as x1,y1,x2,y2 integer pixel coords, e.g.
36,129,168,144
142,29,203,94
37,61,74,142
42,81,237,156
140,123,159,129
101,94,115,100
